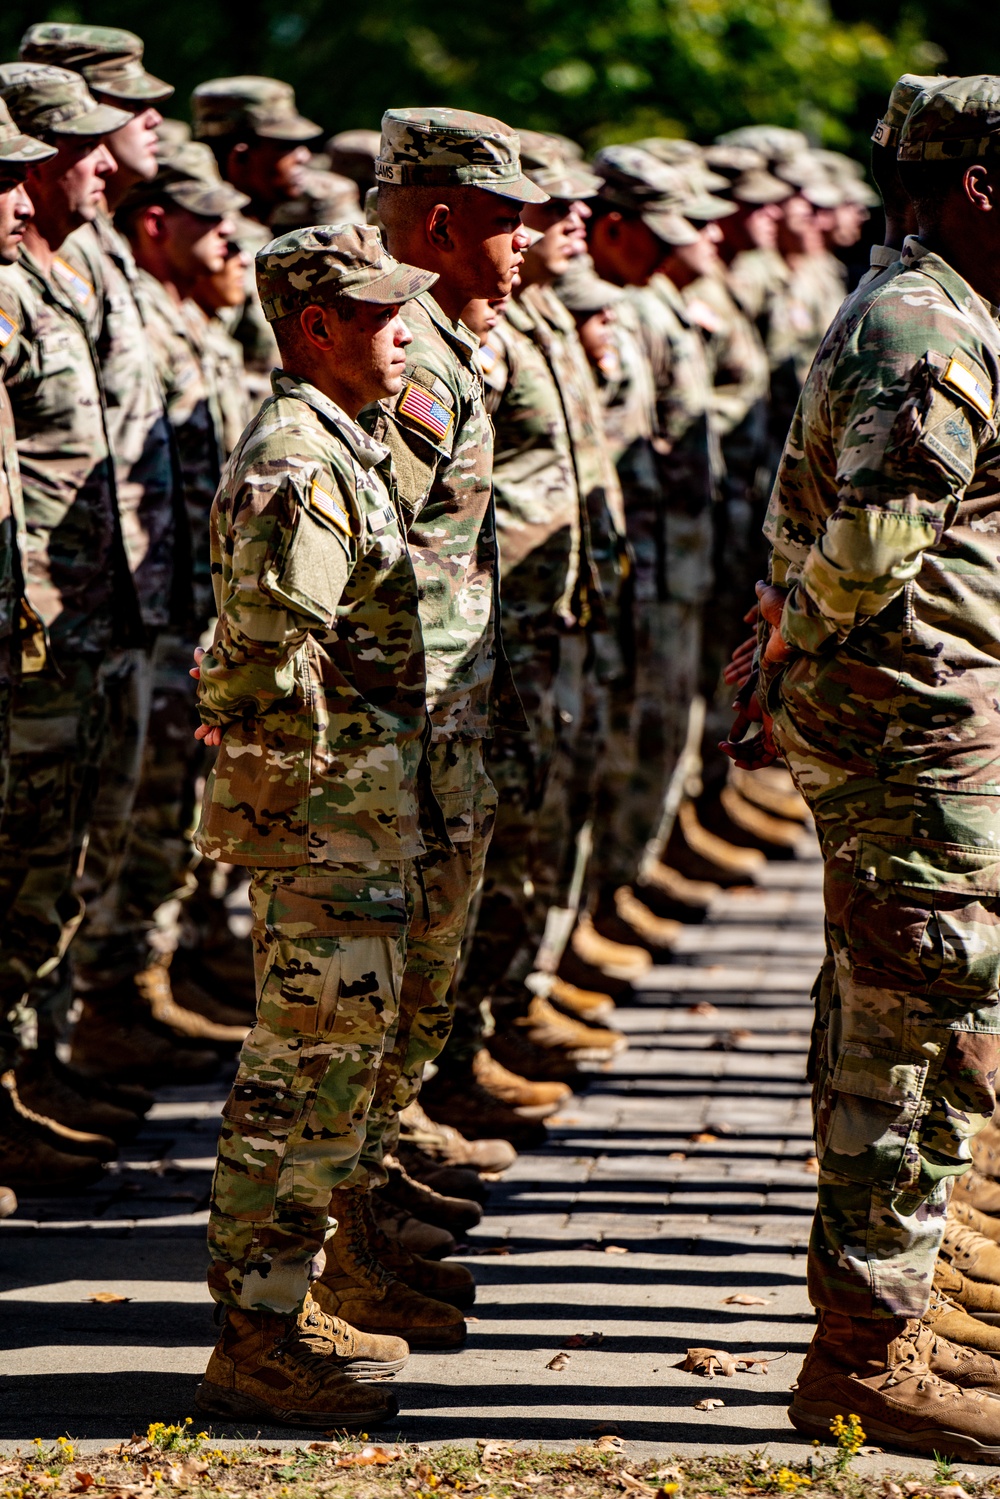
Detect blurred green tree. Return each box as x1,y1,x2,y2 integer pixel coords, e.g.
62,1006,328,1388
0,0,943,157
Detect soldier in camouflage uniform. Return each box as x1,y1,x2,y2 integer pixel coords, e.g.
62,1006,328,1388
585,147,720,918
446,135,627,1095
364,109,542,1165
0,98,117,1196
734,78,1000,1459
192,77,320,404
194,224,463,1429
0,64,146,1136
8,26,214,1102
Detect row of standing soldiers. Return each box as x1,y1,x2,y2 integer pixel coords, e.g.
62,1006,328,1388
0,23,873,1427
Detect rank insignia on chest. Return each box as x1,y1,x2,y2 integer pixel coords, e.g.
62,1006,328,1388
0,306,17,347
309,477,352,537
52,257,94,309
944,357,994,422
398,381,453,441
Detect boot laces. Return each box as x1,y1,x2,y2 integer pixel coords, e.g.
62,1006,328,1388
343,1194,394,1290
944,1218,994,1259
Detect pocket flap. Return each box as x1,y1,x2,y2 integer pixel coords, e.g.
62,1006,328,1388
856,835,1000,896
221,1080,299,1134
267,874,407,936
832,1042,928,1106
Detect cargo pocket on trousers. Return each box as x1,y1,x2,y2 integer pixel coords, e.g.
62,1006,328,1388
821,1041,929,1189
213,1080,302,1222
848,835,1000,1011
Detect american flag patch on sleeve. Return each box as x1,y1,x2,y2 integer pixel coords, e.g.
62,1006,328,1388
0,306,17,347
53,257,94,308
398,381,453,442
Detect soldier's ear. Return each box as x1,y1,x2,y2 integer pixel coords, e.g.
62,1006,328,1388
425,201,454,251
964,163,998,215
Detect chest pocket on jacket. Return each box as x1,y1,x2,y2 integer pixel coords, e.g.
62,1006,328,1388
37,327,75,379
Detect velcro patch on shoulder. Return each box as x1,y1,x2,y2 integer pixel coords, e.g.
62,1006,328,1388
943,356,994,422
397,380,454,442
52,257,94,309
308,477,352,537
0,304,18,347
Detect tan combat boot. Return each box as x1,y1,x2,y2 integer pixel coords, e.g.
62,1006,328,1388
135,960,249,1044
591,890,680,959
297,1288,409,1376
635,858,719,920
546,975,616,1022
366,1208,476,1310
496,995,627,1070
953,1167,1000,1217
972,1118,1000,1181
381,1157,482,1234
418,1068,548,1151
731,765,810,823
788,1311,1000,1459
570,914,651,981
951,1195,1000,1243
398,1098,518,1172
314,1188,466,1348
925,1283,1000,1354
941,1213,1000,1284
473,1049,570,1113
195,1306,399,1428
935,1258,1000,1322
395,1142,487,1204
717,782,804,850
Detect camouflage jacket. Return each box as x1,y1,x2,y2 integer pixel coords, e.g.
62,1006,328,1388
626,273,718,603
683,269,770,503
0,248,138,656
222,215,278,409
375,290,520,740
195,370,428,867
186,302,252,463
765,237,1000,788
0,381,31,686
63,215,179,629
134,268,222,629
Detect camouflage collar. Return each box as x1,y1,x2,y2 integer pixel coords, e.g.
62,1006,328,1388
271,370,390,469
902,235,1000,320
417,289,479,362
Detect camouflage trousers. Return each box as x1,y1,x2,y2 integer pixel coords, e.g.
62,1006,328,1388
349,737,496,1172
0,653,107,1069
74,631,210,989
590,600,701,897
207,860,409,1313
775,714,1000,1320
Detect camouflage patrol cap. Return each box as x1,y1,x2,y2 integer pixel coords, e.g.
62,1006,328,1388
155,118,191,151
898,74,1000,161
811,148,880,207
773,151,846,207
126,139,250,217
19,24,173,104
715,124,810,159
591,146,714,243
0,96,56,167
517,129,602,200
191,76,321,143
555,253,623,313
270,168,363,229
0,63,132,141
376,107,548,202
638,138,730,191
327,127,381,187
872,74,956,149
256,223,438,321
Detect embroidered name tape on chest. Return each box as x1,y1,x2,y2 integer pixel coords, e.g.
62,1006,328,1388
52,258,94,308
0,306,18,347
309,478,352,536
398,381,453,441
943,358,994,422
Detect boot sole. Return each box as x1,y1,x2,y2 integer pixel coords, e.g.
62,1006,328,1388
194,1380,398,1429
341,1356,409,1379
789,1397,1000,1460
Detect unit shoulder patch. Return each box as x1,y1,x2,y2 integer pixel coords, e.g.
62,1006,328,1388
942,356,994,423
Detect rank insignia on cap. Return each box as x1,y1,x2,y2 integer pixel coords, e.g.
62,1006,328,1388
52,257,93,309
398,381,453,441
0,305,18,348
944,357,993,422
308,477,352,536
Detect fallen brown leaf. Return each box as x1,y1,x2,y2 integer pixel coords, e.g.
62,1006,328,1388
594,1435,625,1453
307,1442,342,1453
680,1346,774,1377
688,1001,719,1016
722,1294,769,1306
74,1476,95,1491
618,1472,659,1496
477,1442,511,1465
689,1132,717,1144
694,1397,725,1411
546,1351,570,1371
334,1447,399,1468
604,1244,629,1255
563,1331,605,1348
803,1156,819,1174
667,1151,687,1161
466,1316,480,1322
728,1029,754,1042
87,1292,132,1304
